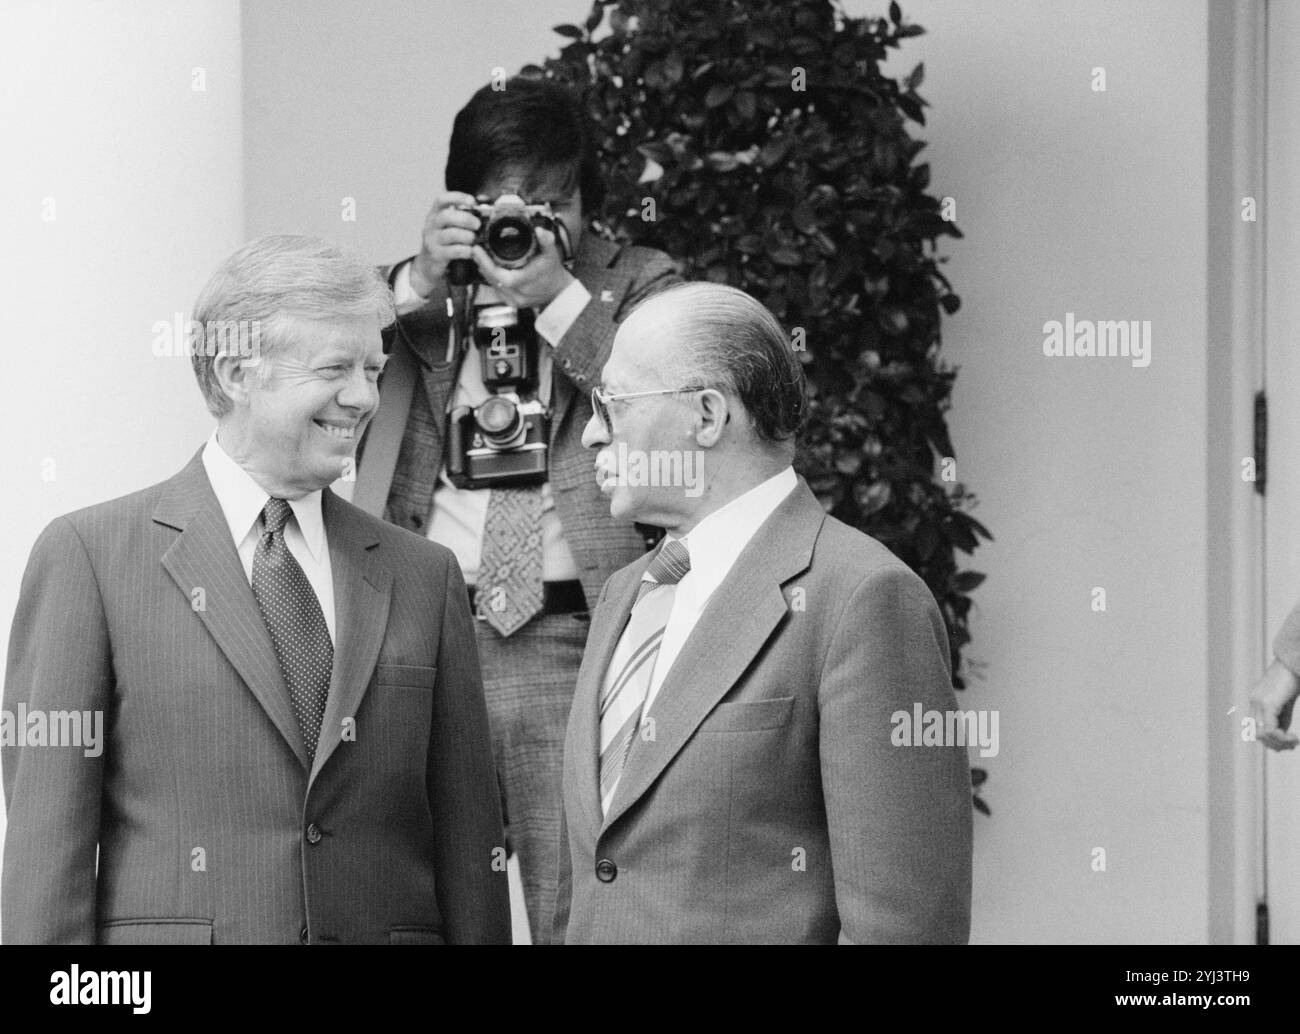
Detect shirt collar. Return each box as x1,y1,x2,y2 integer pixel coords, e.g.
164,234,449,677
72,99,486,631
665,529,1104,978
201,430,327,561
664,466,797,597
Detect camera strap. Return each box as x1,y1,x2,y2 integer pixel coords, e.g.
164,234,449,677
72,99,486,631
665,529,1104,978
555,221,576,270
351,337,417,517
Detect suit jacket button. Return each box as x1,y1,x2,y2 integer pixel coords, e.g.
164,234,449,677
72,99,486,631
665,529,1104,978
306,823,322,845
299,925,309,945
595,858,617,883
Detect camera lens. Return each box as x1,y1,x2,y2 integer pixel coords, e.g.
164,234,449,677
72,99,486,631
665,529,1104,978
486,214,534,265
476,395,524,447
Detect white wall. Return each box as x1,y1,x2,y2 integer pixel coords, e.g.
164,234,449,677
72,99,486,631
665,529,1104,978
866,0,1211,942
0,0,244,897
242,0,575,261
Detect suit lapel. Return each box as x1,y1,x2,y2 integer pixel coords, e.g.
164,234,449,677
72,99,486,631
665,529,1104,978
600,481,826,831
549,236,618,435
572,555,649,835
157,451,310,769
418,358,458,454
309,489,393,785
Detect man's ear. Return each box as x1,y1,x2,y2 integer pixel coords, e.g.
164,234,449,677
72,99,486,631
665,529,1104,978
212,354,255,409
693,388,730,448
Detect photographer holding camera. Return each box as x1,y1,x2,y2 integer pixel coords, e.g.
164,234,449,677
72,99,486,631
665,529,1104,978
352,77,679,943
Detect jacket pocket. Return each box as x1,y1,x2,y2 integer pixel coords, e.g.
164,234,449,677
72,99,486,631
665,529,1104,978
97,918,213,945
388,925,445,945
375,664,437,690
700,696,796,732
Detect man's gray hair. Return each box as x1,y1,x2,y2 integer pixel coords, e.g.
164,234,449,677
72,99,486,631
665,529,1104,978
190,234,396,418
635,281,807,444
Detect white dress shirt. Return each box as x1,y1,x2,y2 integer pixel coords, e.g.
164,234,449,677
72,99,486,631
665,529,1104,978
642,466,798,715
393,261,589,584
201,431,336,642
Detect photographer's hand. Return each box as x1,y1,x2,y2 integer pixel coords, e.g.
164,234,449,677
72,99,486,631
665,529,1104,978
472,227,576,312
1250,658,1300,751
410,192,480,298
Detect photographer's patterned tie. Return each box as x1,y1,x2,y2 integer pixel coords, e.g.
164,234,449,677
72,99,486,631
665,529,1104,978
251,497,333,764
598,538,691,814
478,486,545,636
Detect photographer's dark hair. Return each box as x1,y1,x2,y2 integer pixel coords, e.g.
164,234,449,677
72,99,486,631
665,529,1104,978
446,78,605,210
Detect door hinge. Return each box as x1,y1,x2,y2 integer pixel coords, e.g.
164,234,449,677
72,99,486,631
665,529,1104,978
1254,390,1267,496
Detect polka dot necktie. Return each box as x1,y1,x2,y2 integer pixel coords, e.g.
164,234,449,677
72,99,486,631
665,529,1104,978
252,497,333,764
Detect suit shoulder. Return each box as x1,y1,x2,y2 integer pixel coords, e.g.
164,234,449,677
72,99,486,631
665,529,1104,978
612,241,674,267
21,476,176,581
332,494,458,569
813,515,929,594
580,235,674,276
55,477,172,540
611,242,680,283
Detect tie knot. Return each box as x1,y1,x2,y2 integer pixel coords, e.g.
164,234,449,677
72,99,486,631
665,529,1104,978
261,497,293,536
646,538,691,587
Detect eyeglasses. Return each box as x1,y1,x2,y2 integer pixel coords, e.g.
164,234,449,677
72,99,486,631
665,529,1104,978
590,386,708,433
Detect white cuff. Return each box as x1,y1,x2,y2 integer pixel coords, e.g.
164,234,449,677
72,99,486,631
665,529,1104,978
535,278,592,346
393,260,431,313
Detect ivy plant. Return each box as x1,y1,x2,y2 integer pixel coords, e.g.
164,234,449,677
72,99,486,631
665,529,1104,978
529,0,991,812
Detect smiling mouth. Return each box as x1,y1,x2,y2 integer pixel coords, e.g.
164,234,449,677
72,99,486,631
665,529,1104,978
314,420,357,440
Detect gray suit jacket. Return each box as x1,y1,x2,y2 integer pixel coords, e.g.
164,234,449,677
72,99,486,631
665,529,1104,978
2,450,510,944
358,236,680,606
554,479,973,943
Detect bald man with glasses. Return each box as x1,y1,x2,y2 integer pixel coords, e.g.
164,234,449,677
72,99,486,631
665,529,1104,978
555,282,973,944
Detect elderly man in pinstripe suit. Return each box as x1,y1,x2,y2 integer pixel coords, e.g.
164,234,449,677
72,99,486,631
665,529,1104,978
1,235,509,944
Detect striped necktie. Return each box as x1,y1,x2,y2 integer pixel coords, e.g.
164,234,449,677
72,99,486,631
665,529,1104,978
598,538,691,814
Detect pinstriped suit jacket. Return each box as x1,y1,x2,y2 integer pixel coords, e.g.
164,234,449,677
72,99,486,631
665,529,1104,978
365,236,680,605
554,479,973,944
1,450,510,944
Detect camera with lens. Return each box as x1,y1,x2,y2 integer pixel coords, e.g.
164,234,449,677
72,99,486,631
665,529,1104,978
446,302,550,489
446,193,565,285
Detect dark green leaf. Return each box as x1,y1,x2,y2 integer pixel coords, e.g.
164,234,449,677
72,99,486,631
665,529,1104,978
664,51,685,85
705,82,735,108
527,0,982,762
